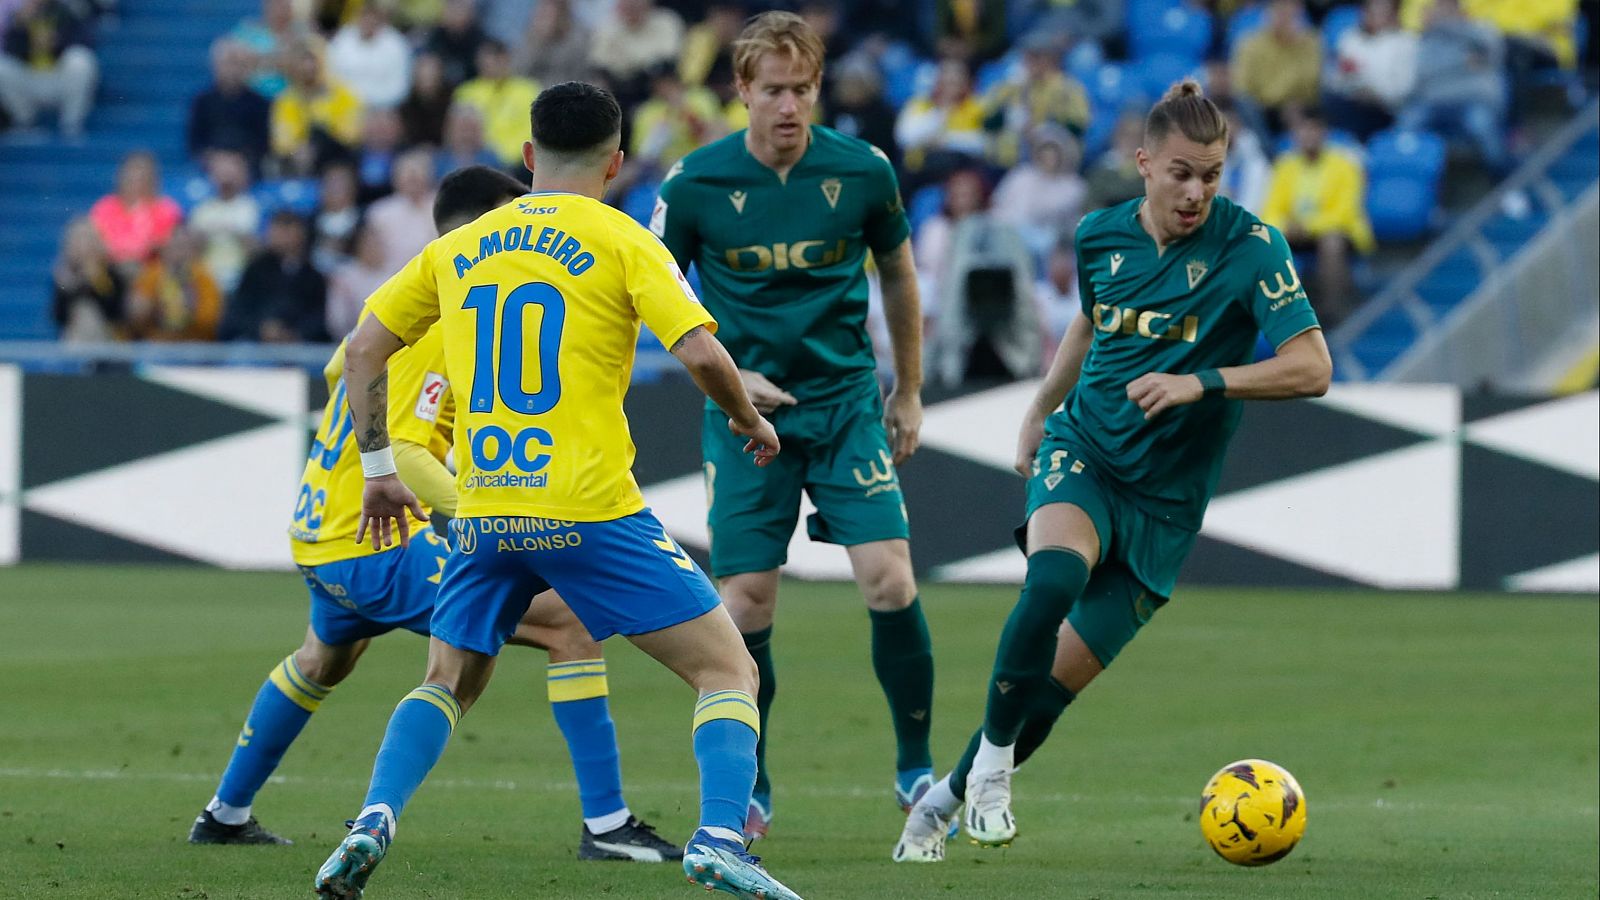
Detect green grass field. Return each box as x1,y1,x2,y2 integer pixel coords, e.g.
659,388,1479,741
0,565,1595,899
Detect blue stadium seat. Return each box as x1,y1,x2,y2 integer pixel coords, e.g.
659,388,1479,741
1087,61,1143,115
879,42,930,109
976,53,1020,94
908,184,945,234
1064,39,1104,84
1363,128,1446,241
622,179,661,226
254,178,321,217
1351,305,1418,375
1321,4,1362,54
1225,2,1308,52
1413,247,1482,316
1129,3,1214,62
1137,53,1205,99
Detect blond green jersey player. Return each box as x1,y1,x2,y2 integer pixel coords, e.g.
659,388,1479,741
652,12,933,837
895,80,1334,861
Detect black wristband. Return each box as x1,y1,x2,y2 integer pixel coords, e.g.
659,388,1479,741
1196,369,1226,396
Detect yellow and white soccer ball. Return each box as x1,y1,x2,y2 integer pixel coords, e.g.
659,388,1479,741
1198,759,1307,866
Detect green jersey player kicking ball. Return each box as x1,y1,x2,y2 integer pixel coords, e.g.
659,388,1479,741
654,12,934,839
894,80,1333,861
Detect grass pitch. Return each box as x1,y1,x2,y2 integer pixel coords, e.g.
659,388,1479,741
0,565,1595,899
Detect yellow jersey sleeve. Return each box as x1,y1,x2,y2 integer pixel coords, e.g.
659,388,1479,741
385,325,454,454
367,243,444,346
623,225,717,349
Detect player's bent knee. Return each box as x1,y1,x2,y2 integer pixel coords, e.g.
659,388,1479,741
293,637,366,687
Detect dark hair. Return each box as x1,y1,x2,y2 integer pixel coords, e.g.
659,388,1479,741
269,209,307,229
432,165,528,231
530,81,622,157
1145,78,1229,149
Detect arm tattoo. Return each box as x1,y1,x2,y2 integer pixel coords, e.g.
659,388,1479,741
356,370,390,452
670,325,704,353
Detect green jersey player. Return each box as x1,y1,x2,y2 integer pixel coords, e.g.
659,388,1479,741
894,80,1333,861
653,12,933,838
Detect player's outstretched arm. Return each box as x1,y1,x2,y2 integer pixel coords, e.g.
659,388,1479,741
1015,314,1095,476
670,325,781,467
875,239,925,464
344,315,428,548
1127,328,1332,420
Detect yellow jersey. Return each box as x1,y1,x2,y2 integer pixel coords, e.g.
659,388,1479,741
365,192,715,522
289,325,454,566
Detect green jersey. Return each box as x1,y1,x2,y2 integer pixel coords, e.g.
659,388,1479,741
1053,195,1321,531
652,126,911,405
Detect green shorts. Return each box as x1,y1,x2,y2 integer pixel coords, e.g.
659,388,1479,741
1019,434,1198,600
703,391,909,578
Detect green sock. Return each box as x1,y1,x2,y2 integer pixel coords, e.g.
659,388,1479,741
952,677,1076,801
982,549,1090,746
869,598,935,772
743,626,776,799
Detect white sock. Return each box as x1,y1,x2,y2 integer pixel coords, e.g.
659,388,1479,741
701,825,743,844
918,775,961,817
584,806,631,835
206,795,251,826
972,735,1015,775
356,802,397,840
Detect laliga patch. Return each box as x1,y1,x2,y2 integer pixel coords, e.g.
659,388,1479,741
670,262,701,303
649,197,668,237
415,371,448,422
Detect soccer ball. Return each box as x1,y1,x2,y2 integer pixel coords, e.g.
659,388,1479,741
1198,759,1307,866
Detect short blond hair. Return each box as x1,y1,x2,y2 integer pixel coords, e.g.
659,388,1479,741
733,11,825,85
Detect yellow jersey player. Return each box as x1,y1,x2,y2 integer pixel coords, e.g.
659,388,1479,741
192,167,680,864
312,84,803,900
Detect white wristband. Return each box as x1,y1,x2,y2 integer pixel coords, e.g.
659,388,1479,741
360,447,397,479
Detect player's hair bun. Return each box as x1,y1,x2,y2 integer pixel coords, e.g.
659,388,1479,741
1164,79,1205,102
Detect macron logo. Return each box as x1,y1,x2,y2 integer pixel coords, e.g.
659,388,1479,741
1109,253,1125,276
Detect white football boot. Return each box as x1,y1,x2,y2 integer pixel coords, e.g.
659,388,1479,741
892,801,958,862
962,766,1018,847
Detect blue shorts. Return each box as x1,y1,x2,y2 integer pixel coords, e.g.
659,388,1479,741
301,527,450,645
434,509,722,656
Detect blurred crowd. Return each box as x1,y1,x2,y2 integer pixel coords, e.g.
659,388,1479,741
10,0,1588,377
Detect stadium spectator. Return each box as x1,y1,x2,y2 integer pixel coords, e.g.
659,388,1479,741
451,40,538,166
1231,0,1323,132
895,58,987,191
1397,0,1508,173
127,227,223,342
434,103,499,180
979,29,1091,168
327,0,412,110
1261,107,1374,327
0,0,97,139
1083,109,1145,209
420,0,484,89
824,55,900,166
387,0,443,32
230,0,310,99
188,38,272,172
800,0,849,65
512,0,592,86
934,0,1007,62
311,161,361,271
478,0,533,46
324,217,388,339
186,149,261,294
398,51,451,147
354,107,405,202
629,63,725,179
364,148,437,277
270,37,363,176
222,210,327,342
51,216,126,342
1201,57,1269,145
677,0,740,100
1034,0,1125,46
589,0,684,107
1033,239,1080,348
991,126,1087,257
1323,0,1417,140
88,151,182,268
1218,100,1272,213
923,168,1039,387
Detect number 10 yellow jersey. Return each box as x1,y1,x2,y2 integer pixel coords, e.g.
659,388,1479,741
365,192,715,523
